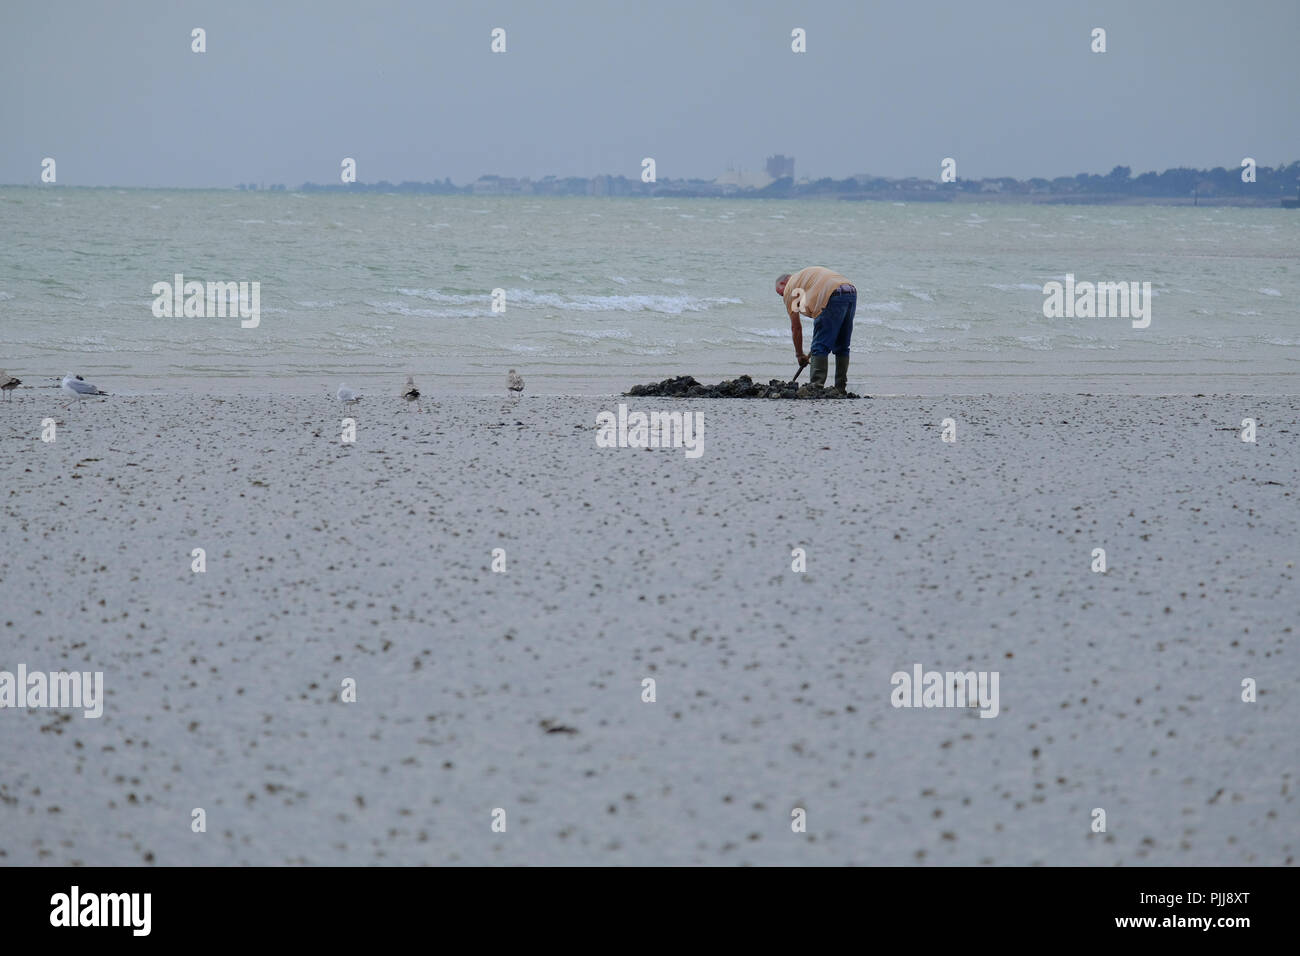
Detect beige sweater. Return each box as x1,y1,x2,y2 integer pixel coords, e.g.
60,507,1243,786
783,266,851,318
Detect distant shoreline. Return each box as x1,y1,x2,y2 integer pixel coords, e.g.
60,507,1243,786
6,155,1300,208
3,184,1295,208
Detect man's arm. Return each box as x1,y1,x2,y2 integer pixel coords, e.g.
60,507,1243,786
789,307,808,365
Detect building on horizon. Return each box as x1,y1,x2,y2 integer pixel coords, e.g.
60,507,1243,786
472,175,533,195
766,155,795,180
714,168,773,191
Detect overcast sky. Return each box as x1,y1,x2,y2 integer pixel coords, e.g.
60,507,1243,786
3,0,1297,187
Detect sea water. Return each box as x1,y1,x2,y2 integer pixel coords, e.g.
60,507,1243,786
2,188,1296,395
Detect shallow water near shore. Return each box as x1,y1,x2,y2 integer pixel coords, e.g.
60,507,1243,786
3,189,1298,396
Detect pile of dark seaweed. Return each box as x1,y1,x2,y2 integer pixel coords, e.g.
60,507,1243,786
625,374,861,400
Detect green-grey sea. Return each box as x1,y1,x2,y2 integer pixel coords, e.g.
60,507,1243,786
2,188,1297,394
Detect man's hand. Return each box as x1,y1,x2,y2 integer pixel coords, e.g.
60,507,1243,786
796,351,809,368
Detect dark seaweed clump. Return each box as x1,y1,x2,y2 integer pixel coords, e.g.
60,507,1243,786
625,374,861,399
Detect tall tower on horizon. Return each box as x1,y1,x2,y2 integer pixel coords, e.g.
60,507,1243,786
765,155,795,180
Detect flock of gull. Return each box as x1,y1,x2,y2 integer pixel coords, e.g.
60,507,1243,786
0,369,525,408
336,369,525,409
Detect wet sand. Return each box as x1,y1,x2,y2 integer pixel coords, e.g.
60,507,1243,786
1,391,1296,865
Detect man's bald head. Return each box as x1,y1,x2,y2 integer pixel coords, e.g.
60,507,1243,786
775,273,792,296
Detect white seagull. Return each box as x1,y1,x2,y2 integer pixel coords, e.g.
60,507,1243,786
401,375,421,411
337,384,362,404
507,369,524,396
1,370,20,400
61,374,108,406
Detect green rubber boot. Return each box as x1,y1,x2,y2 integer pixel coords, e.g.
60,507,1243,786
810,354,828,387
832,354,849,396
798,355,828,397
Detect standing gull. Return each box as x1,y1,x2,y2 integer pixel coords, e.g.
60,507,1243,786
401,375,422,412
507,369,524,396
61,374,107,407
336,385,362,404
0,371,20,400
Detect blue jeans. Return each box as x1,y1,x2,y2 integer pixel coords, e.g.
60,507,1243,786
810,291,855,357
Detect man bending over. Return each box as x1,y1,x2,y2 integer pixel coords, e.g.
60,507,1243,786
776,267,856,396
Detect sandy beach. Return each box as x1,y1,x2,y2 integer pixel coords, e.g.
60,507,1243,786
1,390,1296,865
